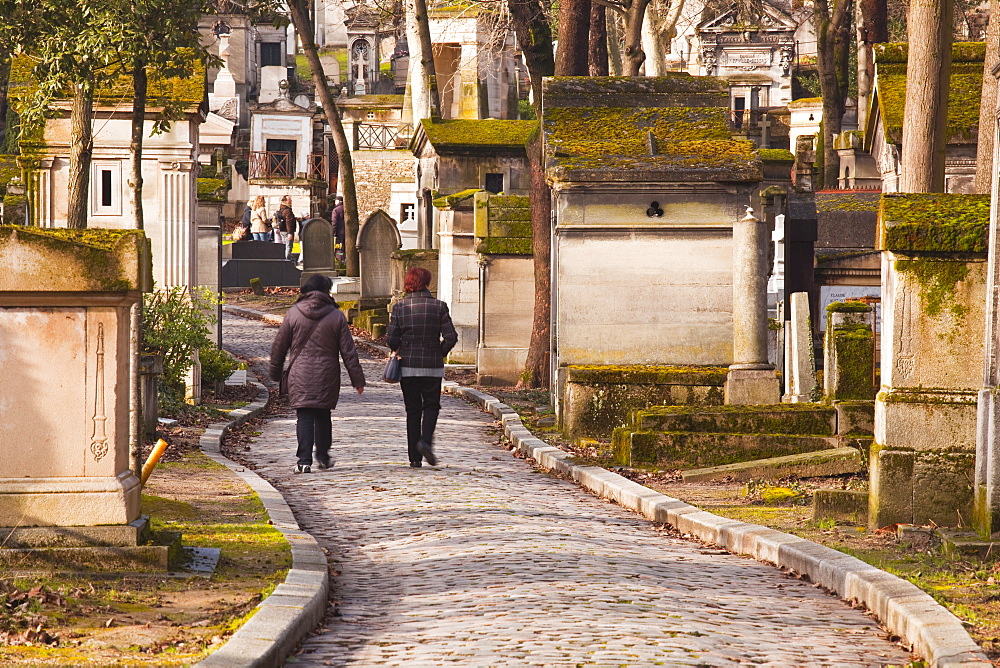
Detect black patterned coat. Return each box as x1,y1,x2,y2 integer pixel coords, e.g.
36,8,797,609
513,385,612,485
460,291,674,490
386,289,458,368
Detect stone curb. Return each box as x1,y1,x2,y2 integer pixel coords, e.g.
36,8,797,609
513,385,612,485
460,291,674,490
443,382,990,668
194,379,329,668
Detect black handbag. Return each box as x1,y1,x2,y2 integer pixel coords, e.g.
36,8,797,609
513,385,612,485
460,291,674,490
383,354,401,383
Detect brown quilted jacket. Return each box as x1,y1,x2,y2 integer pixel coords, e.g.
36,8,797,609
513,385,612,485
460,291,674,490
269,292,365,409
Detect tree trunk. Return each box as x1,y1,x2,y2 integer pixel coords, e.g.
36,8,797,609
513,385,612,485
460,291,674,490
412,0,441,119
641,3,664,75
622,0,653,76
555,0,592,75
404,0,429,122
67,83,93,229
0,55,9,148
815,0,853,189
129,60,147,230
519,129,551,388
607,10,624,75
589,3,609,76
288,0,361,275
900,0,953,193
975,0,1000,193
509,0,555,389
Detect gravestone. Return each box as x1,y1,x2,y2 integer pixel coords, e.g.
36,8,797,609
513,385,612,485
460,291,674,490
299,217,338,287
358,209,401,309
784,291,816,402
221,240,300,288
0,227,158,561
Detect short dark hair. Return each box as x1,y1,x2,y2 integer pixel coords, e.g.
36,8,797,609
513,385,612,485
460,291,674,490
403,267,432,293
301,274,333,294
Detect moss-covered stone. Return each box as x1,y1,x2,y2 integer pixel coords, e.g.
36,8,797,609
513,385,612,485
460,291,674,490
197,178,228,203
433,188,481,209
816,193,880,213
827,300,872,313
0,226,148,292
566,364,729,386
757,148,795,162
617,430,839,468
2,193,26,225
826,322,876,401
0,155,20,195
873,43,984,143
895,258,973,321
564,365,728,438
475,237,532,255
812,489,869,524
632,403,837,435
420,119,537,150
879,193,990,253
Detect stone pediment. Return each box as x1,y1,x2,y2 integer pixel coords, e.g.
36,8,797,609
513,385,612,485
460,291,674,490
698,1,797,33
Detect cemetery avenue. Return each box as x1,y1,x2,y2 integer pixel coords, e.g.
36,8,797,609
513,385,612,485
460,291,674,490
220,310,916,666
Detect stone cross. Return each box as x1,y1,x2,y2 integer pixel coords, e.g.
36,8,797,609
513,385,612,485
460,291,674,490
757,113,772,148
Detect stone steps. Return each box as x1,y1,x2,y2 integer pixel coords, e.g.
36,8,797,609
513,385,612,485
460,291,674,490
630,403,837,436
612,429,842,468
681,446,864,482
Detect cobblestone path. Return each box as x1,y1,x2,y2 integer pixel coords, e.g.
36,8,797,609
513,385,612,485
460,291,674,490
223,312,913,666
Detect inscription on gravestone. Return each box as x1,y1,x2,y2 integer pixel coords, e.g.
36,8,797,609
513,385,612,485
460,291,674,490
358,209,401,300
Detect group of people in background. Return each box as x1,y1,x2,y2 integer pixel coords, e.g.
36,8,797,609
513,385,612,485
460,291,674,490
240,194,299,261
237,194,346,263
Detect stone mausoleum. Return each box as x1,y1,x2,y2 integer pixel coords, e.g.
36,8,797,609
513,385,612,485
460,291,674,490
542,76,766,434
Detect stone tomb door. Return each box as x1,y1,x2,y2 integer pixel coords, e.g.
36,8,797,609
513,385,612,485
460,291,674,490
358,209,401,306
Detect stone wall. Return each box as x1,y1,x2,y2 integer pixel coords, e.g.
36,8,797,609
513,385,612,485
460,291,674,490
352,150,415,223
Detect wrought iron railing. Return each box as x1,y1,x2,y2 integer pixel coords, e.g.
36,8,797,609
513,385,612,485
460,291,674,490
249,151,291,179
308,153,326,181
355,123,413,150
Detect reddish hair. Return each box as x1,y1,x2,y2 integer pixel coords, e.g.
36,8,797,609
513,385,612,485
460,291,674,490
404,267,432,293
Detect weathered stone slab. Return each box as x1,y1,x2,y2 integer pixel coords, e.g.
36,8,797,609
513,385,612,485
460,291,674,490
682,447,864,483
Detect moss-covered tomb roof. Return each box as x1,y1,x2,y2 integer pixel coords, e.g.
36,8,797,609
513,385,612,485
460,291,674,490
419,119,537,153
878,193,990,253
543,101,759,183
873,42,983,144
8,54,206,110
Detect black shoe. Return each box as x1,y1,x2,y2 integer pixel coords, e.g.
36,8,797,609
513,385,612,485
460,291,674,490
409,461,422,468
294,464,311,474
316,455,333,470
417,440,437,466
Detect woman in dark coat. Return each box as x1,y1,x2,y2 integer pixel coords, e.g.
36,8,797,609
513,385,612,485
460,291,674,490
386,267,458,467
270,274,366,473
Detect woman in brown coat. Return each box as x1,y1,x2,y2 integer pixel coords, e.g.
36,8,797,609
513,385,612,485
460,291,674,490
270,274,366,473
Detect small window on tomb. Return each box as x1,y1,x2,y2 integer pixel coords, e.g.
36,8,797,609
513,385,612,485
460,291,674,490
401,203,415,223
260,42,283,67
484,173,504,194
91,162,121,216
367,111,376,120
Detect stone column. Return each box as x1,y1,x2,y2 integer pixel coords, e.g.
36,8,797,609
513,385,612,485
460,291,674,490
156,160,197,289
726,207,780,404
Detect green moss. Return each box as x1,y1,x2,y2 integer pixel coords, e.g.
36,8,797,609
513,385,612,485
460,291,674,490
757,148,795,162
895,258,972,326
874,41,985,64
567,365,729,386
879,193,990,253
475,237,532,255
9,54,205,109
392,248,439,260
874,45,984,142
827,300,872,314
816,193,880,213
545,74,729,98
421,119,537,149
2,193,26,225
0,226,143,290
0,155,19,194
433,188,481,208
828,323,876,401
544,101,759,180
197,177,228,202
787,97,823,107
633,403,837,436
